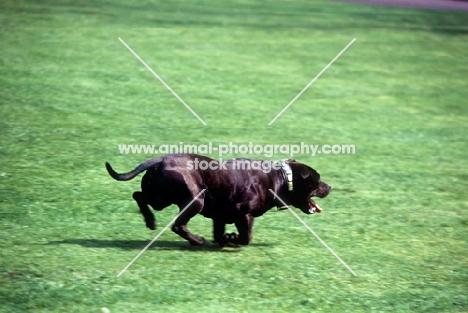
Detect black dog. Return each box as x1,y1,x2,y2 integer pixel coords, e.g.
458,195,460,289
105,154,330,247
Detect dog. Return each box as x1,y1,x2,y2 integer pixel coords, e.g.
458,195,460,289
105,154,331,247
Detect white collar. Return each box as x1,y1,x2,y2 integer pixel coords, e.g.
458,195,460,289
279,161,293,192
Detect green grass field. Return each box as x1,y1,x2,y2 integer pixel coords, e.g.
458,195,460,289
1,0,467,312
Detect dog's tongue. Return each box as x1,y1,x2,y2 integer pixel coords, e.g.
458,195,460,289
309,199,322,213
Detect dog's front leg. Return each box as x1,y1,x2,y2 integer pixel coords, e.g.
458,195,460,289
213,217,241,248
234,213,254,245
213,218,226,246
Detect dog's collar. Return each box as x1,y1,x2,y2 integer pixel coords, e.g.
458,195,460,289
275,160,293,211
279,160,293,192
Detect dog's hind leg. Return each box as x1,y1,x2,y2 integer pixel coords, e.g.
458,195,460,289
133,191,156,230
171,197,205,246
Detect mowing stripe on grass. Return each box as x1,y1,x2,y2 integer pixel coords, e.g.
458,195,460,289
269,189,357,276
268,38,356,125
118,37,207,125
117,189,206,277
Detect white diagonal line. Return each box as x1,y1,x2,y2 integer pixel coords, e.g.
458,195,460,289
118,37,207,125
117,189,206,277
268,38,356,125
269,189,357,276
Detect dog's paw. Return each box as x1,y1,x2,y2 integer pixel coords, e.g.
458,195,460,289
224,232,239,242
145,221,156,230
218,233,241,248
189,236,205,246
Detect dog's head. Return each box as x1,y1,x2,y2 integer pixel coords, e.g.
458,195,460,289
287,161,331,214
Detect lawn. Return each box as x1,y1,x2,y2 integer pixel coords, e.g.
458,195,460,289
0,0,467,312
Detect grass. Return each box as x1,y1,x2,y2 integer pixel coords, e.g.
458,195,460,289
1,0,467,312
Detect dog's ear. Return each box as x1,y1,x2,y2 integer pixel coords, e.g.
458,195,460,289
296,164,319,181
300,167,311,179
286,158,296,163
290,163,310,180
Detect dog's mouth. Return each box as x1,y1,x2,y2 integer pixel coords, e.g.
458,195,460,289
308,198,322,214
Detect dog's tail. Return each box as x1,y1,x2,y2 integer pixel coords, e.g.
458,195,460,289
105,158,163,181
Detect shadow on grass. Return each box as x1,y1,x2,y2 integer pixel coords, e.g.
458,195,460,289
44,239,273,252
